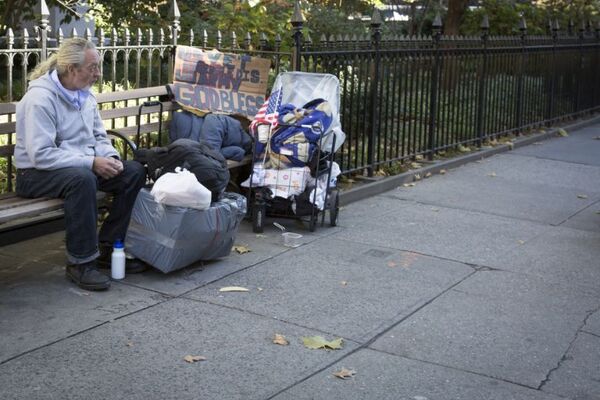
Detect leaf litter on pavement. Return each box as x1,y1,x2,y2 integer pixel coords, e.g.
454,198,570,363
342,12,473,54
301,336,343,350
333,368,356,380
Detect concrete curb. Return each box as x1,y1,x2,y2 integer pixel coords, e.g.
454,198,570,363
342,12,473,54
339,114,600,206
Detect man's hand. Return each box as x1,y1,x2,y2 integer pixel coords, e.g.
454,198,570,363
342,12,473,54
92,157,123,179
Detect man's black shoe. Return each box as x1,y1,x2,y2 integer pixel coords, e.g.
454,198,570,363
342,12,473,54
66,262,111,291
97,245,148,274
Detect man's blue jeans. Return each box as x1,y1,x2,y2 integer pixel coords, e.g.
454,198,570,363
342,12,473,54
16,161,146,264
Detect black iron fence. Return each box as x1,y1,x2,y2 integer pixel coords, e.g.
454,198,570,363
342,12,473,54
293,14,600,175
1,1,600,191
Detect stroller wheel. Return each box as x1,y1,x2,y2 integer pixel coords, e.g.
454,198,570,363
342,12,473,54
329,189,339,227
252,203,265,233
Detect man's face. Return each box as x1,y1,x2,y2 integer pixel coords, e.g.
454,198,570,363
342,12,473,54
71,48,101,90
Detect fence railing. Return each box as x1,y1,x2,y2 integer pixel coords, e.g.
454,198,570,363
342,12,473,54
1,0,600,193
293,11,600,175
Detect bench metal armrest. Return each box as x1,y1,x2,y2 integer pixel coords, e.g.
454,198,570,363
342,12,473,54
107,130,137,152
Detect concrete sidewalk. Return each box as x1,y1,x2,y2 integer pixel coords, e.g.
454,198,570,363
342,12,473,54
1,123,600,400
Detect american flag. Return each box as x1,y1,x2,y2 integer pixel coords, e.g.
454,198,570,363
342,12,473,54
250,86,283,132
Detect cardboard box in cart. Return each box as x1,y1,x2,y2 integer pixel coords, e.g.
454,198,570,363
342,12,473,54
125,189,247,273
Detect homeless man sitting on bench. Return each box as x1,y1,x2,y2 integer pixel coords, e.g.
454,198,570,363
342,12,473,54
14,38,147,291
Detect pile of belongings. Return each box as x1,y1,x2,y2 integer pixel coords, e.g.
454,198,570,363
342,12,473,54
242,98,341,215
169,111,252,162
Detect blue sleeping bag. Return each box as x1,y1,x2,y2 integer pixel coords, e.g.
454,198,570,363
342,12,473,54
254,98,333,168
169,111,252,161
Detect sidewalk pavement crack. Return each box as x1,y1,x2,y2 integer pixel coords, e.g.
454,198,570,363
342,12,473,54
581,330,600,339
0,320,110,366
538,305,600,390
556,198,600,226
263,269,478,400
386,196,562,228
182,296,356,341
367,348,544,392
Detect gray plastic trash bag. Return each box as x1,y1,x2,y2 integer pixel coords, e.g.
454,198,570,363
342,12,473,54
125,189,247,273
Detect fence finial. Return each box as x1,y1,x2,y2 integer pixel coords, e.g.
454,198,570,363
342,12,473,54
37,0,50,29
432,13,442,31
291,1,304,26
480,14,490,31
169,0,181,20
371,8,382,27
169,0,180,45
568,19,574,36
518,16,527,32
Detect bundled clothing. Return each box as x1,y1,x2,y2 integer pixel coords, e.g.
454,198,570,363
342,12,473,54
169,111,252,161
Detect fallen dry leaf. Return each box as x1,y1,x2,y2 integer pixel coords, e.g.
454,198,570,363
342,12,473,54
439,169,447,175
233,245,251,254
487,172,497,177
387,261,397,268
425,172,432,178
557,128,568,137
255,234,266,238
219,286,250,292
402,182,416,187
183,355,206,363
414,174,421,181
126,341,134,347
415,155,424,161
577,194,588,199
333,368,356,380
457,144,471,153
272,334,289,346
340,281,348,286
431,207,440,212
301,336,343,350
410,162,422,169
518,240,525,245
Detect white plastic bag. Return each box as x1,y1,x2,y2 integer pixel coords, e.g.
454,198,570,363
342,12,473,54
150,167,211,210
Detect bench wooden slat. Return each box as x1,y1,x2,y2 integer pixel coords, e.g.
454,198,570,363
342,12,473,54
0,102,16,114
96,86,168,103
0,144,15,157
0,196,52,211
99,101,179,120
0,198,65,224
0,121,16,135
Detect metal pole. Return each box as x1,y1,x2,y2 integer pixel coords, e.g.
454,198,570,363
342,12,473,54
515,17,526,133
427,13,442,159
291,1,304,71
37,0,50,62
168,0,180,83
367,8,382,175
475,15,489,146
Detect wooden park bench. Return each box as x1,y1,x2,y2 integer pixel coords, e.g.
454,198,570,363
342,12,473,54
0,85,252,245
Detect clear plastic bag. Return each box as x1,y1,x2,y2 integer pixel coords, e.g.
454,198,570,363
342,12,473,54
150,167,211,210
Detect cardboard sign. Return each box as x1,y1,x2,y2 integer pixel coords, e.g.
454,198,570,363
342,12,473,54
168,46,271,119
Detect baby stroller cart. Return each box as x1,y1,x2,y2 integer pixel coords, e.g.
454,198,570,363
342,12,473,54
244,72,346,233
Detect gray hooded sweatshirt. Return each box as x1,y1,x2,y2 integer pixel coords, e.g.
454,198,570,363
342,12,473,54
14,72,118,170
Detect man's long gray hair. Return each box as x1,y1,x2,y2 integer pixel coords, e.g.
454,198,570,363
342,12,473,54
29,37,96,80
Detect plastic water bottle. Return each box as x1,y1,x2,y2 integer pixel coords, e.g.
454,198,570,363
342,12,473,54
111,239,126,280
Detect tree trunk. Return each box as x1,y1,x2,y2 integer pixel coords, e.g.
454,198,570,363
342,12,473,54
444,0,469,35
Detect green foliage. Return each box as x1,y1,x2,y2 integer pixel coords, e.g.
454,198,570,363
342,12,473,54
461,0,600,36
